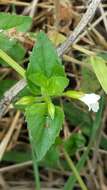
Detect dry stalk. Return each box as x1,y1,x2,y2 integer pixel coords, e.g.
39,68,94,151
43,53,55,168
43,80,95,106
0,111,20,161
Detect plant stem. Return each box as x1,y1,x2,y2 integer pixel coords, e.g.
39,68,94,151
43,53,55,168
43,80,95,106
28,130,41,190
32,149,41,190
62,147,88,190
0,49,25,78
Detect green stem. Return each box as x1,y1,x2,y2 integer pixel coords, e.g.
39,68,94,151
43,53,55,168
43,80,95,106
32,150,41,190
0,49,25,78
28,130,41,190
62,147,88,190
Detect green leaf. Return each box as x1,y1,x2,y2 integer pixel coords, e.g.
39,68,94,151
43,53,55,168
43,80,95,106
80,67,100,93
14,86,41,111
27,74,68,96
26,32,67,94
64,90,83,99
64,102,92,135
42,146,60,168
25,103,64,161
0,79,16,99
47,101,55,120
26,81,41,95
16,96,36,106
3,150,31,163
97,52,107,61
90,56,107,93
0,33,26,64
16,95,45,112
47,76,69,96
16,86,35,98
100,134,107,150
27,31,65,80
0,12,32,32
64,133,86,156
27,72,48,88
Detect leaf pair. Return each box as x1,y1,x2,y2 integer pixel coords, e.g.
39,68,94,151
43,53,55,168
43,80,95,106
26,32,68,96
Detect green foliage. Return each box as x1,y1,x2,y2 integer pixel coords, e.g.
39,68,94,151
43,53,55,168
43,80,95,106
3,146,60,168
80,66,100,92
3,150,32,163
1,27,105,189
90,55,107,94
64,90,83,99
26,103,64,161
64,133,86,156
46,76,68,96
15,96,36,106
64,102,92,135
0,12,31,65
0,12,32,32
26,32,67,94
27,32,64,77
0,33,26,65
42,146,60,168
0,79,16,99
23,32,69,161
100,135,107,150
98,52,107,61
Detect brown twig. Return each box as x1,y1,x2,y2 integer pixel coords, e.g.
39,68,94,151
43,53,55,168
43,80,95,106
29,0,39,18
0,174,10,189
99,2,107,33
54,0,60,29
0,79,26,118
0,161,32,173
0,0,101,118
57,0,101,55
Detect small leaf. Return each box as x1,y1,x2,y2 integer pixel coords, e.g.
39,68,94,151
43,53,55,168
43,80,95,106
48,30,66,46
80,67,100,93
26,103,64,161
26,81,41,95
97,52,107,61
0,33,26,64
90,56,107,94
3,150,31,163
64,133,86,156
47,76,69,96
16,96,36,106
64,102,92,135
0,12,32,32
27,32,65,79
64,90,83,99
0,79,16,99
48,101,55,120
26,32,67,94
42,146,60,168
14,86,41,111
27,72,48,88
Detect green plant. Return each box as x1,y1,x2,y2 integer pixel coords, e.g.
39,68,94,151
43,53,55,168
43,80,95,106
0,31,90,189
0,13,103,189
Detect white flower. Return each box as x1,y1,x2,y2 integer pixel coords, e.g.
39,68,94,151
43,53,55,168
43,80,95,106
79,93,100,112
